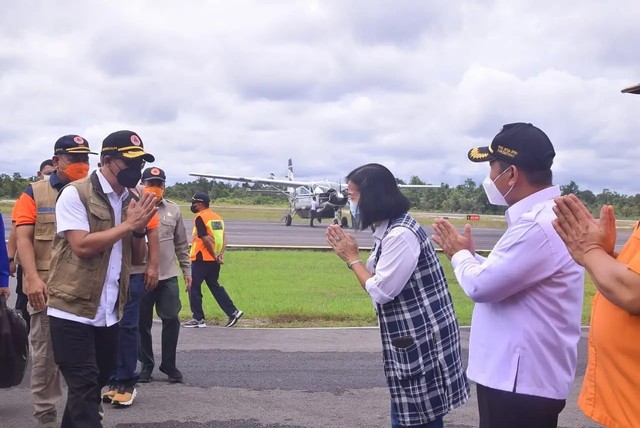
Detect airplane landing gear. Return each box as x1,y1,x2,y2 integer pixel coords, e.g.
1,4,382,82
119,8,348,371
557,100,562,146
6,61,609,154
284,214,292,226
341,216,349,228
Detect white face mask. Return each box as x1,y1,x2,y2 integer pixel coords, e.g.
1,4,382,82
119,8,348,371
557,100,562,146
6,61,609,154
41,174,51,181
482,167,514,206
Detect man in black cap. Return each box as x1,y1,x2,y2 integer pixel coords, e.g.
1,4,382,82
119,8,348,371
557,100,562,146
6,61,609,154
47,130,157,427
183,191,243,328
136,166,190,383
432,123,584,428
13,135,97,427
8,158,58,332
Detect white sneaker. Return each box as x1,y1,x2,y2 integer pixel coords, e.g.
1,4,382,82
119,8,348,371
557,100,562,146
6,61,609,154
182,318,206,328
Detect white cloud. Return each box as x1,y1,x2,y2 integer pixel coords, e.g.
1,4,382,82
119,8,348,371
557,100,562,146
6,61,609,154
1,0,640,196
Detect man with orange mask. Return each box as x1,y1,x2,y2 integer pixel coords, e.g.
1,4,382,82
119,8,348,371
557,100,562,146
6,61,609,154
137,167,191,383
14,134,97,427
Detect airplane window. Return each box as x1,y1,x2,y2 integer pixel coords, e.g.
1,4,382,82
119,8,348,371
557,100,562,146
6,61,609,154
296,187,311,196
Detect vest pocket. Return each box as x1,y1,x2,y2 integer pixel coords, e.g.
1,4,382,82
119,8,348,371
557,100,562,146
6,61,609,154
50,249,100,300
391,335,426,379
34,213,55,271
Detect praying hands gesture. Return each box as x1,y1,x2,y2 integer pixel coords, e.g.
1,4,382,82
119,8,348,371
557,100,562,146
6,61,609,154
552,194,616,266
431,218,475,259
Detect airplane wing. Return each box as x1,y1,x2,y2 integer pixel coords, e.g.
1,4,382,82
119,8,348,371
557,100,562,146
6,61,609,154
189,172,314,188
398,184,441,188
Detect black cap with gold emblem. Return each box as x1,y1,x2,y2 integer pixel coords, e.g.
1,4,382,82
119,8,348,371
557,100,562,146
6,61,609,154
101,130,155,162
141,166,166,182
468,122,555,171
54,135,97,155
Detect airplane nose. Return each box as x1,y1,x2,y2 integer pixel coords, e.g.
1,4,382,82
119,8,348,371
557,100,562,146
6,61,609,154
328,192,347,206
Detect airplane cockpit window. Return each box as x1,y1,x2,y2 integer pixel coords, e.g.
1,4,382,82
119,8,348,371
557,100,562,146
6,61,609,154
296,187,312,196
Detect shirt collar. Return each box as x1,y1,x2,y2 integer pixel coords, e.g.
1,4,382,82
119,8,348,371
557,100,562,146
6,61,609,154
96,169,129,200
372,219,390,240
505,185,560,225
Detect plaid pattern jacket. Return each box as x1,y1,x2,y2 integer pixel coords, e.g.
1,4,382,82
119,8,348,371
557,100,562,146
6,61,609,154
374,214,469,426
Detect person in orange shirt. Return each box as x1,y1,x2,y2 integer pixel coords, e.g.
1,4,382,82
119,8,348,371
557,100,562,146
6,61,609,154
552,82,640,428
8,159,56,330
14,135,97,427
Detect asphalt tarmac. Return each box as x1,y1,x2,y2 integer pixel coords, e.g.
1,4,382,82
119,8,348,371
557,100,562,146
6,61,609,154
187,219,632,252
3,214,632,251
1,323,602,428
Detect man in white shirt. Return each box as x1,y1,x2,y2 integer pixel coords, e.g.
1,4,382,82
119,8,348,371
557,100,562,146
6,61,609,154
47,130,157,427
432,123,584,428
309,196,318,227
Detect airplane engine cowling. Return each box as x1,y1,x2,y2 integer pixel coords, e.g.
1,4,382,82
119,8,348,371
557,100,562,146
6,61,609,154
327,189,347,206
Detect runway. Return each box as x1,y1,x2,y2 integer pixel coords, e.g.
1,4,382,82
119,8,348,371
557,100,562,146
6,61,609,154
5,215,633,251
215,219,632,252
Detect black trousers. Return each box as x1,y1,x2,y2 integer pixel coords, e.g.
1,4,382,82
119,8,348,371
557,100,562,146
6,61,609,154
189,260,237,319
139,276,181,372
310,209,317,226
50,316,119,428
477,383,566,428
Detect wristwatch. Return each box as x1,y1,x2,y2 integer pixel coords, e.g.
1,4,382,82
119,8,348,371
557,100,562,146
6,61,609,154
132,230,147,239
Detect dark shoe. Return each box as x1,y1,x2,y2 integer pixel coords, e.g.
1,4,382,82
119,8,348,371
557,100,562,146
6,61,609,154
139,369,153,383
225,309,244,327
159,366,183,383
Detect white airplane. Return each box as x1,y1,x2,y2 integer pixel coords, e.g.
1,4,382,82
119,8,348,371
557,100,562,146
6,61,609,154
190,159,438,228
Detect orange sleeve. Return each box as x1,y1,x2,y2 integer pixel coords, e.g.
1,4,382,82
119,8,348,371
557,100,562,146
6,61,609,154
147,212,160,230
617,225,640,275
13,192,37,226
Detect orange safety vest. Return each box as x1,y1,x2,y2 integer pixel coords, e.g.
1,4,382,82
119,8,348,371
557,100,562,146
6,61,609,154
190,209,224,261
578,224,640,428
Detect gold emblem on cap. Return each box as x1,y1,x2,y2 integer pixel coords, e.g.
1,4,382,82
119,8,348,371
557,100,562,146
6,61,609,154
469,147,489,160
496,145,518,158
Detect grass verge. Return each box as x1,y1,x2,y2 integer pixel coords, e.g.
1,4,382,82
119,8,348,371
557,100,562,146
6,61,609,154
177,250,596,328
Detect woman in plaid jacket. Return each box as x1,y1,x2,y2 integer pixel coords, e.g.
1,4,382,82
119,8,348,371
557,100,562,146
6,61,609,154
327,163,469,427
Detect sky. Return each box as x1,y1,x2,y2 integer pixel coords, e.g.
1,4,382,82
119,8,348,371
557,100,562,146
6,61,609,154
2,0,640,195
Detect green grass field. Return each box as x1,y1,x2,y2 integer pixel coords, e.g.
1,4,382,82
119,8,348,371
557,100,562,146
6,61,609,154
176,250,597,328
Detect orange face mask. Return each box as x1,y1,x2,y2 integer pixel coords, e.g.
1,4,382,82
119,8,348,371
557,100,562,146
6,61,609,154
59,162,89,182
143,185,164,200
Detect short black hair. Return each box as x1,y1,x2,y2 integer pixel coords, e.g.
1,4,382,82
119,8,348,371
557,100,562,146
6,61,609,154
39,159,54,172
346,163,410,230
497,160,552,187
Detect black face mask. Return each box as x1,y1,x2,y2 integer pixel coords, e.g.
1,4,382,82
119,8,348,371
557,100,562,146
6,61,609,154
190,203,199,214
110,158,143,188
117,167,142,188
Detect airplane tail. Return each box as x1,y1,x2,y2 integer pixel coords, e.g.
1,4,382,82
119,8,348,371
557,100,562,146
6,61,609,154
287,158,294,194
287,158,294,181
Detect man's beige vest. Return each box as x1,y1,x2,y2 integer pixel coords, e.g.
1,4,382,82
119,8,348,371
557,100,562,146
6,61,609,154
47,172,133,320
29,180,58,283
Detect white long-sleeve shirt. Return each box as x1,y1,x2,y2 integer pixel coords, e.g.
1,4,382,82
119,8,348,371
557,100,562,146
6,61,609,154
364,219,421,305
451,185,584,399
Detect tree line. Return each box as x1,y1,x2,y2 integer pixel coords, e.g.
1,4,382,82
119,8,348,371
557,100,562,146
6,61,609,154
2,172,640,219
